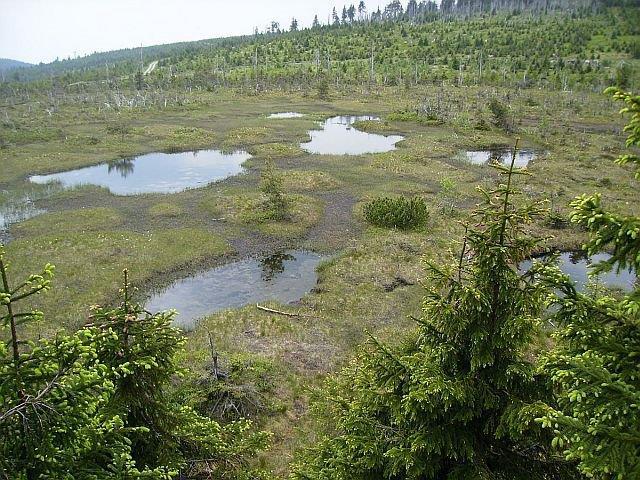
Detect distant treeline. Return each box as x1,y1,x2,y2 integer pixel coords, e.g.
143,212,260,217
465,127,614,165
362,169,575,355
1,0,638,93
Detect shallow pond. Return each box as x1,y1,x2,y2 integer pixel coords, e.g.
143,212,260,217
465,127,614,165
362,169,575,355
145,250,325,330
268,112,304,118
301,115,404,155
463,149,538,167
520,252,636,292
0,199,44,232
29,149,251,196
0,183,62,235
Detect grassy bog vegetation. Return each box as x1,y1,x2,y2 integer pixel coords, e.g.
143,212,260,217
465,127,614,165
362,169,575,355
1,0,640,478
363,196,429,230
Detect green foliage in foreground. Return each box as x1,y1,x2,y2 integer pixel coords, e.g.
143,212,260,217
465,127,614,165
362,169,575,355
292,151,578,479
363,196,428,230
0,254,269,479
537,89,640,479
0,252,156,478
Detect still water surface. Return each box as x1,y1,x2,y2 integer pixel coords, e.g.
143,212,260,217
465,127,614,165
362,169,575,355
520,252,636,292
30,149,251,195
146,250,325,329
463,149,539,167
301,115,404,155
269,112,304,118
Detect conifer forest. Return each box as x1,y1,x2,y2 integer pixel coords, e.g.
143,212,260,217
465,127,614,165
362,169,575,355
0,0,639,478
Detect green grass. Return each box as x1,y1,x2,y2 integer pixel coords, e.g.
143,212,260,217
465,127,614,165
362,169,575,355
281,170,342,192
199,189,323,238
250,142,306,160
6,227,230,332
149,202,185,218
12,207,124,236
1,84,639,477
363,196,429,230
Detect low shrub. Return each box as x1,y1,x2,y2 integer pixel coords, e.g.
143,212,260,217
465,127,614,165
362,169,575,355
388,109,443,125
363,196,428,230
188,353,280,423
488,97,511,131
260,161,290,221
545,210,570,229
317,77,329,99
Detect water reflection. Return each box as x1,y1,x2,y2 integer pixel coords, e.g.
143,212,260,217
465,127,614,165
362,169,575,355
301,115,404,155
145,250,325,330
268,112,304,118
0,183,62,234
260,251,295,281
30,149,251,196
520,252,636,292
463,149,539,167
0,196,44,232
107,158,136,178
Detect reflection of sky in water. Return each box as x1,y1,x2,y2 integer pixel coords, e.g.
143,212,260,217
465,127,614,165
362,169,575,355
0,197,43,231
301,115,404,155
0,183,62,233
146,250,325,330
464,149,538,167
268,112,304,118
520,252,636,292
30,149,251,196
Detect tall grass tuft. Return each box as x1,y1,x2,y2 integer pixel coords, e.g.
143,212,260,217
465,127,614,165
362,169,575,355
363,196,428,230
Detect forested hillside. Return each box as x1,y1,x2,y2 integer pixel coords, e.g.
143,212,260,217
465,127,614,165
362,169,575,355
1,0,639,478
0,58,32,74
3,0,639,92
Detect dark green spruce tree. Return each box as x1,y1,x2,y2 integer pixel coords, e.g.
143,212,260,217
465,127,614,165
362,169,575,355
537,88,640,479
260,161,290,221
1,249,269,479
88,269,271,478
0,247,164,478
291,143,579,479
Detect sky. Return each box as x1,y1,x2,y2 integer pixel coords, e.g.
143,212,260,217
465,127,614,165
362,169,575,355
0,0,390,64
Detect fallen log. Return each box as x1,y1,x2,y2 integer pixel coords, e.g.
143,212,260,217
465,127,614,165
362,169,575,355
255,304,319,319
256,304,301,317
